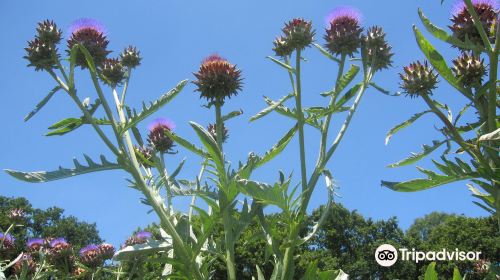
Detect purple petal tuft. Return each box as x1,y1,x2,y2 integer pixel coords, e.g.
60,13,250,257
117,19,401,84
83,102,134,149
451,0,499,15
148,118,175,132
325,6,362,27
69,18,106,35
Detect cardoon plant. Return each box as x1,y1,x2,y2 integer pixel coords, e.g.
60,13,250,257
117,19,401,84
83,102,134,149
246,6,393,279
382,0,500,232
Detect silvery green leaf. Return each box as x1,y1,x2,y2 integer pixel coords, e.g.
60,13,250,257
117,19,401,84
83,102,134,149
267,56,295,72
388,140,446,168
5,154,121,183
113,240,172,261
385,111,432,145
478,128,500,141
24,86,61,122
121,80,187,132
313,43,341,63
250,93,294,122
222,110,243,122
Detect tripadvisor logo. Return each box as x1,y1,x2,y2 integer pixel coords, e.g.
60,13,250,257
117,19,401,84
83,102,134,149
374,244,482,267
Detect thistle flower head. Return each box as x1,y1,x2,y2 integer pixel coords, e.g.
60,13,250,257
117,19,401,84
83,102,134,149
207,123,229,143
0,233,15,250
148,118,175,153
324,6,363,57
27,238,45,251
193,54,243,105
452,52,486,88
100,58,125,87
400,61,439,98
450,0,498,48
98,243,115,260
67,18,110,68
47,238,74,268
79,244,101,268
281,18,315,51
362,26,394,71
13,253,36,275
36,20,62,45
125,231,153,246
120,45,142,68
24,38,59,71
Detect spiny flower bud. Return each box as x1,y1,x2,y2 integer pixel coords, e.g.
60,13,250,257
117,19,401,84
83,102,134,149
193,54,243,104
207,123,228,143
13,253,36,275
281,18,315,51
27,238,45,252
124,231,153,246
134,145,155,167
450,0,498,48
100,58,125,87
24,38,58,71
273,36,294,57
67,18,110,68
120,46,142,68
98,243,115,260
79,244,101,268
324,7,363,57
400,61,439,98
452,52,486,88
36,20,62,45
147,118,175,153
362,26,394,71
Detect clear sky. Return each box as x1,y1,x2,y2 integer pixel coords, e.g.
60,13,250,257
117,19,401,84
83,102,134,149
0,0,489,247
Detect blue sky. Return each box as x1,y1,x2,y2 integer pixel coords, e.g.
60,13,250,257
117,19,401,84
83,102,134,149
0,0,488,247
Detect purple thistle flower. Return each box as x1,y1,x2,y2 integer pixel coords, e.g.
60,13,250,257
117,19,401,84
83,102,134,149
451,0,498,16
136,231,153,240
148,118,175,132
79,244,99,256
325,6,362,27
49,237,68,248
27,238,44,251
69,18,106,36
0,233,15,243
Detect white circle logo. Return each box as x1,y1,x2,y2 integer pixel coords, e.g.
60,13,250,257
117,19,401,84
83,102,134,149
375,244,398,267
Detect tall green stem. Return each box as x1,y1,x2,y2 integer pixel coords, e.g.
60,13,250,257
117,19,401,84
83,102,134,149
215,100,237,280
295,50,308,192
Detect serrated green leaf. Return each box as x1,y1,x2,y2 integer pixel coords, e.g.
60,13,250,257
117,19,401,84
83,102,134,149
78,44,98,75
222,110,243,122
413,26,467,94
267,56,295,72
388,140,446,168
163,129,208,158
250,93,294,122
369,82,401,96
264,97,321,129
189,122,224,175
255,124,298,168
45,117,111,136
24,86,61,122
418,9,480,51
256,265,266,280
336,65,360,95
334,84,361,109
5,154,121,183
381,166,477,192
386,110,432,145
121,80,187,132
237,179,288,211
313,43,341,63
